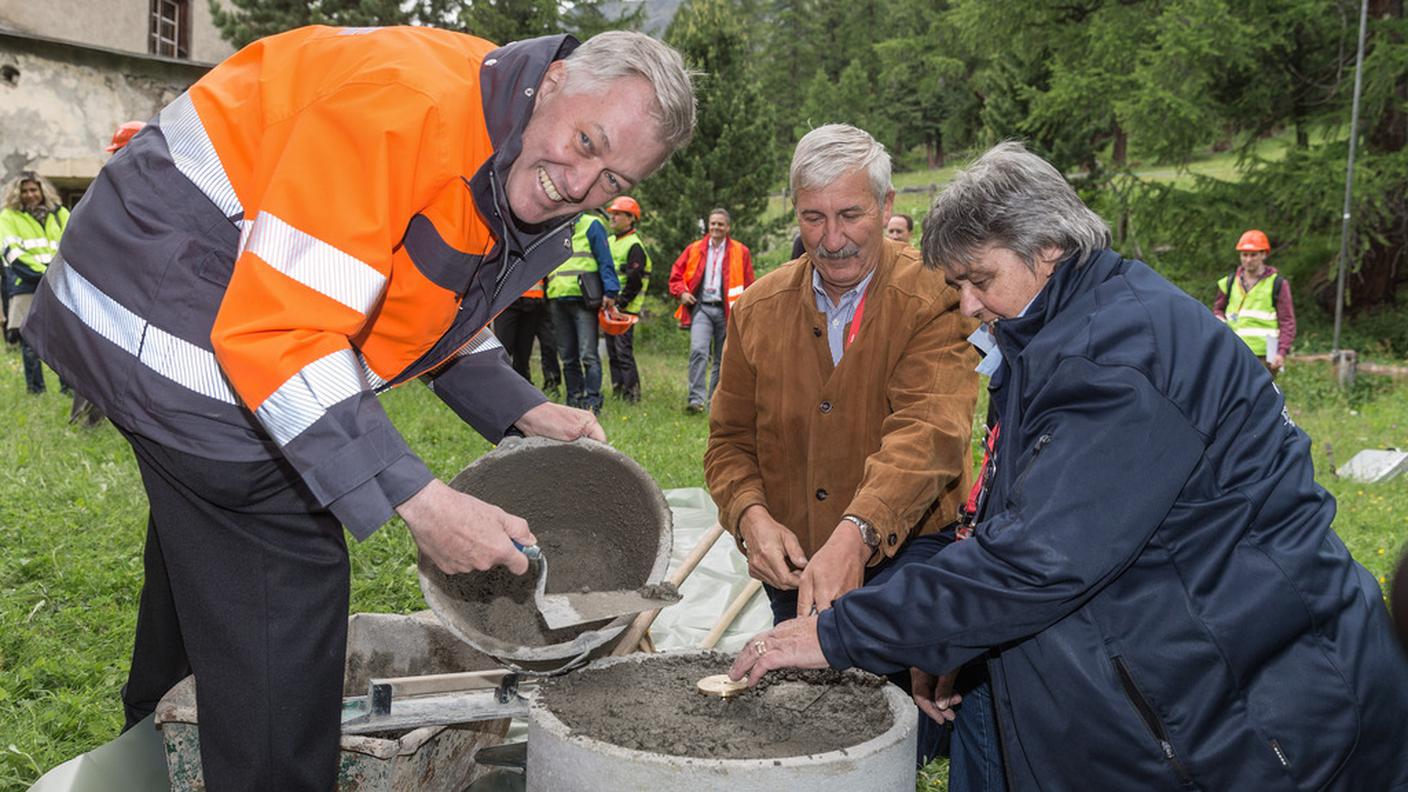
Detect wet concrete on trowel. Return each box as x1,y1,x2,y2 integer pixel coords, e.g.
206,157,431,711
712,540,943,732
437,442,663,647
539,653,893,759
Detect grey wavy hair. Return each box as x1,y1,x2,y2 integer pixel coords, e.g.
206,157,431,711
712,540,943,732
789,124,892,208
562,31,697,152
921,141,1110,272
3,171,63,213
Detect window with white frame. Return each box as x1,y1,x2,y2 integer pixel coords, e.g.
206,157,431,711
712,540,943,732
149,0,190,59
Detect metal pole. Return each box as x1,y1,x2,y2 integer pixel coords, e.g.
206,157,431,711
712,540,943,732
1332,0,1371,354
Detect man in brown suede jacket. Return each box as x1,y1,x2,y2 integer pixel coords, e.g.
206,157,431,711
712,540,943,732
705,123,980,769
705,123,978,622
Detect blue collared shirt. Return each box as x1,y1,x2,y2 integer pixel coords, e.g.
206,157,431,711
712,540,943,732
812,267,876,365
970,293,1041,375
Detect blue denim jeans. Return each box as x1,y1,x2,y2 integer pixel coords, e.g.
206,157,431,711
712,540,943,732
762,531,1006,789
548,298,601,411
948,666,1006,792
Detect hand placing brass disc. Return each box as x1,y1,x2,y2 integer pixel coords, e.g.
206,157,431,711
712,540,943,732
696,674,749,698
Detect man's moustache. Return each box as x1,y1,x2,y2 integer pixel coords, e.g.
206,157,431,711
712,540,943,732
815,243,861,260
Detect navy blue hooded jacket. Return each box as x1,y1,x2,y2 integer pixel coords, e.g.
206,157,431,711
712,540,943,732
817,249,1408,790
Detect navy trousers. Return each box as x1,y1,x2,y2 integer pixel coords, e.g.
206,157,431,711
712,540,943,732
121,432,348,792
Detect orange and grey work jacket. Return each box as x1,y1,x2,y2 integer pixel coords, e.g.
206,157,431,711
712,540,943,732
24,27,580,538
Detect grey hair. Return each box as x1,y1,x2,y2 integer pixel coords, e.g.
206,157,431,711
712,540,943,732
3,171,63,212
562,31,697,152
789,124,892,208
921,141,1110,272
708,207,730,223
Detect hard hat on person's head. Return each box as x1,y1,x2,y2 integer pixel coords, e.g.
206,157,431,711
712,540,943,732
599,305,639,336
607,196,642,219
105,121,145,153
1235,229,1270,253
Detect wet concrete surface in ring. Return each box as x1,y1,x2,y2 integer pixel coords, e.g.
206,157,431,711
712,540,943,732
433,442,663,647
538,653,893,759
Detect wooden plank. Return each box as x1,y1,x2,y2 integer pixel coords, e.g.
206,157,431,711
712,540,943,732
367,669,512,699
612,522,728,656
700,577,763,650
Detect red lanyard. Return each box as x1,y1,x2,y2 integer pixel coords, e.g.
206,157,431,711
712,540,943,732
844,288,870,350
959,421,1001,541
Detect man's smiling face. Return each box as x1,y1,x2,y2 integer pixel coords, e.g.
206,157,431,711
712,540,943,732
506,66,669,225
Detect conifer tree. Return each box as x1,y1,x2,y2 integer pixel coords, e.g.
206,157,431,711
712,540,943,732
635,0,782,263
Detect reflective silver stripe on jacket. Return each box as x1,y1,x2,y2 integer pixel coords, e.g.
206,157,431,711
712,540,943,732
160,91,244,221
46,258,238,404
256,347,366,446
454,328,502,358
242,211,386,313
360,354,390,391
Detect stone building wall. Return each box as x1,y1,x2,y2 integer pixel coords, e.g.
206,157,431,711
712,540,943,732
0,31,213,201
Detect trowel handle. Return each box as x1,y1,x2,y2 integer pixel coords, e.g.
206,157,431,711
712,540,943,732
513,540,542,561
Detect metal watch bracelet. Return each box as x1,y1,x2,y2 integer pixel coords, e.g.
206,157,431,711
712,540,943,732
842,514,880,549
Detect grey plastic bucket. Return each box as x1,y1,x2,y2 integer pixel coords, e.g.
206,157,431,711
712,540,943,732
419,437,673,673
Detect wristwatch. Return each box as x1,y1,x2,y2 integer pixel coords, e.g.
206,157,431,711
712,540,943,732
842,514,880,549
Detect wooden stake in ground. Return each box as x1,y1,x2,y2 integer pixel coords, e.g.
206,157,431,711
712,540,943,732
612,522,727,656
699,578,763,650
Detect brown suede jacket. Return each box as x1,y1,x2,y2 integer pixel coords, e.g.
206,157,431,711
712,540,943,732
704,240,979,562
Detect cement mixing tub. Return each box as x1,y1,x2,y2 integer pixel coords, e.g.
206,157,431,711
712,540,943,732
155,611,510,792
526,652,917,792
420,437,673,673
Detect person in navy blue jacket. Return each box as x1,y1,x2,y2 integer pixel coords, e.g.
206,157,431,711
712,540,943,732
731,141,1408,791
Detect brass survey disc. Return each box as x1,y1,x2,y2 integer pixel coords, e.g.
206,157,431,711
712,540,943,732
696,674,749,698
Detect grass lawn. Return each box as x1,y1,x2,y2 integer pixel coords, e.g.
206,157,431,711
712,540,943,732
2,301,1404,791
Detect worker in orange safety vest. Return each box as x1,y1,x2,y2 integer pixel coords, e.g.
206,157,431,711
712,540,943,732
23,26,695,791
494,277,563,394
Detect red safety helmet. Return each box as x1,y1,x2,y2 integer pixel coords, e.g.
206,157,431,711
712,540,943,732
105,121,146,153
598,305,639,336
1235,229,1270,253
606,196,641,219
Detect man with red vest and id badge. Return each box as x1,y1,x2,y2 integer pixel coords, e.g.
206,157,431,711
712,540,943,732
23,26,695,791
705,125,982,774
1213,229,1295,376
668,207,755,413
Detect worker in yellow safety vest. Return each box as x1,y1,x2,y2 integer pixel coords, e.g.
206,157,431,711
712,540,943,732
604,196,651,402
1213,229,1296,377
0,171,68,393
545,212,619,412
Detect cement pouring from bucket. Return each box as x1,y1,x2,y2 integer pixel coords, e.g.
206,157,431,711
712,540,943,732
517,540,683,629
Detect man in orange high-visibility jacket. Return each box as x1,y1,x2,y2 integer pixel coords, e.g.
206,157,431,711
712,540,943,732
23,26,694,791
667,208,754,413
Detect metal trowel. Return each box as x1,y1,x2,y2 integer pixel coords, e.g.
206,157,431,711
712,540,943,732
516,541,682,629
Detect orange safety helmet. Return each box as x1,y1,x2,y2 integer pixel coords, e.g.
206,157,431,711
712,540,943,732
598,305,639,336
1235,229,1270,253
105,121,146,153
606,196,641,219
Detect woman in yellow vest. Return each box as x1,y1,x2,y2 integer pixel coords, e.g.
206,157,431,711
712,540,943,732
604,196,651,402
1213,229,1295,377
0,171,68,393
